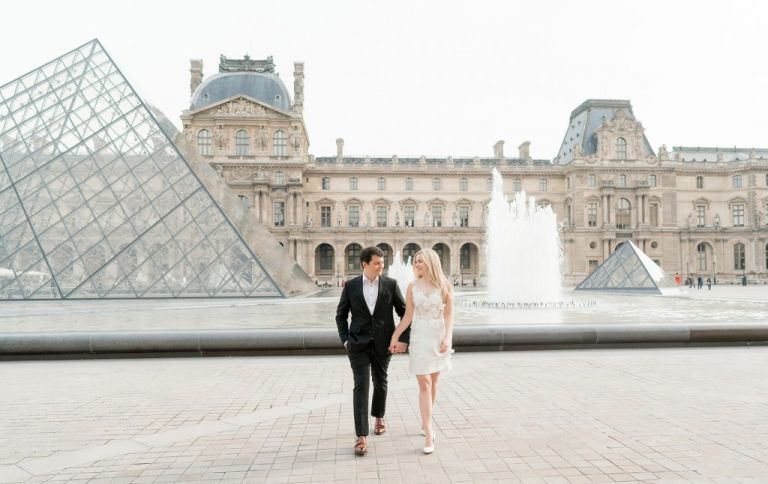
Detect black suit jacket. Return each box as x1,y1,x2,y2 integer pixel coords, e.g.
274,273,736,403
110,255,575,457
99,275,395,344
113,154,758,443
335,275,408,355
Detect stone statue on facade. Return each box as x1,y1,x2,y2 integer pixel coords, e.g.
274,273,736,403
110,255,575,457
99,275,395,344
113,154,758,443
214,127,228,150
658,144,668,160
714,213,721,228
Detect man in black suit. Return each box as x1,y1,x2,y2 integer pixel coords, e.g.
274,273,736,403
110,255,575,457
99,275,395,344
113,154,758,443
336,246,408,456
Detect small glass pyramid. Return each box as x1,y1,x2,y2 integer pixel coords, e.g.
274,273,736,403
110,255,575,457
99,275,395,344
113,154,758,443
576,240,683,295
0,39,282,298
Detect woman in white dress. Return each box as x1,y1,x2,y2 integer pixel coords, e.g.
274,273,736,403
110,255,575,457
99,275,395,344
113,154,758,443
389,248,453,454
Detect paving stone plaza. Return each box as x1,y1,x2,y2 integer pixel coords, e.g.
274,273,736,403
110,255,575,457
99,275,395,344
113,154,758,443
1,346,767,483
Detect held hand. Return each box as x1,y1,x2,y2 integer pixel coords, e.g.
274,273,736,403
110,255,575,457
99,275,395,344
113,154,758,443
439,340,451,353
395,342,408,354
388,337,399,354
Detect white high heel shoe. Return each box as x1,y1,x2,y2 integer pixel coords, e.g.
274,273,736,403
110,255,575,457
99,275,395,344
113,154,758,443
423,432,436,454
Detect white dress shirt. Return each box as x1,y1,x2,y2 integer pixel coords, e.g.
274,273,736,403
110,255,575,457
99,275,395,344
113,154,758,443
362,275,379,314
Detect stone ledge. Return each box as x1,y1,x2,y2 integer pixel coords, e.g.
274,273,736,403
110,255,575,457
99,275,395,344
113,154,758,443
1,323,767,359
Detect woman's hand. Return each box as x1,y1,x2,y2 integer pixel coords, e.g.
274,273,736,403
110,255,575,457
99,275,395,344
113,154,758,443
439,340,451,353
388,336,399,354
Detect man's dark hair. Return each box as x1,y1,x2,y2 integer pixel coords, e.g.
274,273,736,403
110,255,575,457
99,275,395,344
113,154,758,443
360,246,384,266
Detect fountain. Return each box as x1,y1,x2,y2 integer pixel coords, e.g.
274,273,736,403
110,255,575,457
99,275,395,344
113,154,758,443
485,168,563,304
387,251,415,297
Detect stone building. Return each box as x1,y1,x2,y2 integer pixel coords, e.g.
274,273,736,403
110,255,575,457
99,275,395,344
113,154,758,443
181,57,768,285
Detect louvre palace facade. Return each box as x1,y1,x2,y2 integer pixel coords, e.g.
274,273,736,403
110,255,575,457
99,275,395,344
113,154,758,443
180,55,768,286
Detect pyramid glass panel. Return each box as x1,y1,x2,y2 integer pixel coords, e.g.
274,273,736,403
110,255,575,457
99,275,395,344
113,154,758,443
576,241,684,295
0,40,281,299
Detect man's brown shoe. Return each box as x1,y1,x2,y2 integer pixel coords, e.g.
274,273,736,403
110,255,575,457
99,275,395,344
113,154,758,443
354,436,368,456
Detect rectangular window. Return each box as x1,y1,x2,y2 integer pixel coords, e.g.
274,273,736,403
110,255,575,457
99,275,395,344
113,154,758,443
733,204,744,226
378,177,386,191
539,178,548,192
349,206,359,227
696,205,705,228
320,206,331,228
459,178,468,191
587,202,597,227
349,177,358,191
587,174,596,187
648,174,656,187
273,201,285,227
588,260,598,273
733,175,742,188
432,178,441,191
404,205,415,227
696,176,704,189
376,206,387,227
322,177,330,190
459,206,469,227
513,178,521,192
432,206,442,227
405,178,413,191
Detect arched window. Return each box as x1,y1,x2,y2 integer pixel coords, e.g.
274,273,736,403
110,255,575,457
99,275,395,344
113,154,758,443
235,129,249,156
197,129,211,156
405,177,414,191
765,243,768,270
321,177,330,190
619,174,627,187
349,176,358,191
432,243,450,274
459,177,468,191
378,177,386,191
377,243,392,268
272,130,287,156
460,243,478,272
616,137,627,159
402,243,421,263
734,243,745,270
275,171,284,185
346,243,362,271
616,198,631,229
697,243,708,271
315,244,334,273
696,176,704,189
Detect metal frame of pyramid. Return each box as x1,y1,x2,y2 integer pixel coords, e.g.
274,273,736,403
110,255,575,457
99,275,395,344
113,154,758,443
0,39,283,299
575,240,683,295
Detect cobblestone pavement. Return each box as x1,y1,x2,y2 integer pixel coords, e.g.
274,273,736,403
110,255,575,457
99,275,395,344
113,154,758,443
1,347,767,483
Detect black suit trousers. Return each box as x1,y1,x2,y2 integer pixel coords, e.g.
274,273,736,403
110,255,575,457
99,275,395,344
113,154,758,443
348,340,391,437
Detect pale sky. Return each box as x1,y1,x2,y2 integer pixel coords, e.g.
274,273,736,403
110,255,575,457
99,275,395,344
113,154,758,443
2,0,767,160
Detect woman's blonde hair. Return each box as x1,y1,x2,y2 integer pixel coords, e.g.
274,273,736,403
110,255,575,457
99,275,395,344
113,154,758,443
413,248,451,301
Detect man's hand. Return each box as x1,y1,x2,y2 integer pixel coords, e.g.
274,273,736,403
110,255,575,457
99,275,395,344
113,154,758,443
394,342,408,354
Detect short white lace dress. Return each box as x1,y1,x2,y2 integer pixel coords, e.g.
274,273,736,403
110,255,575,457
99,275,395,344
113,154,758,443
408,283,452,375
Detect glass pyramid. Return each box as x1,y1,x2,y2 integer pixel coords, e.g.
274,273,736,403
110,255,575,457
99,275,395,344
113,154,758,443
575,240,683,295
0,39,282,299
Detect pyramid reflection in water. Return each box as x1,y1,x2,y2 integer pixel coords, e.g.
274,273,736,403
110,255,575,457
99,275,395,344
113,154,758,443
0,39,281,299
575,240,684,295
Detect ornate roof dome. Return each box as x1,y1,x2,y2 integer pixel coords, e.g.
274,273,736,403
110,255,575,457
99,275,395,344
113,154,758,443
190,71,292,112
